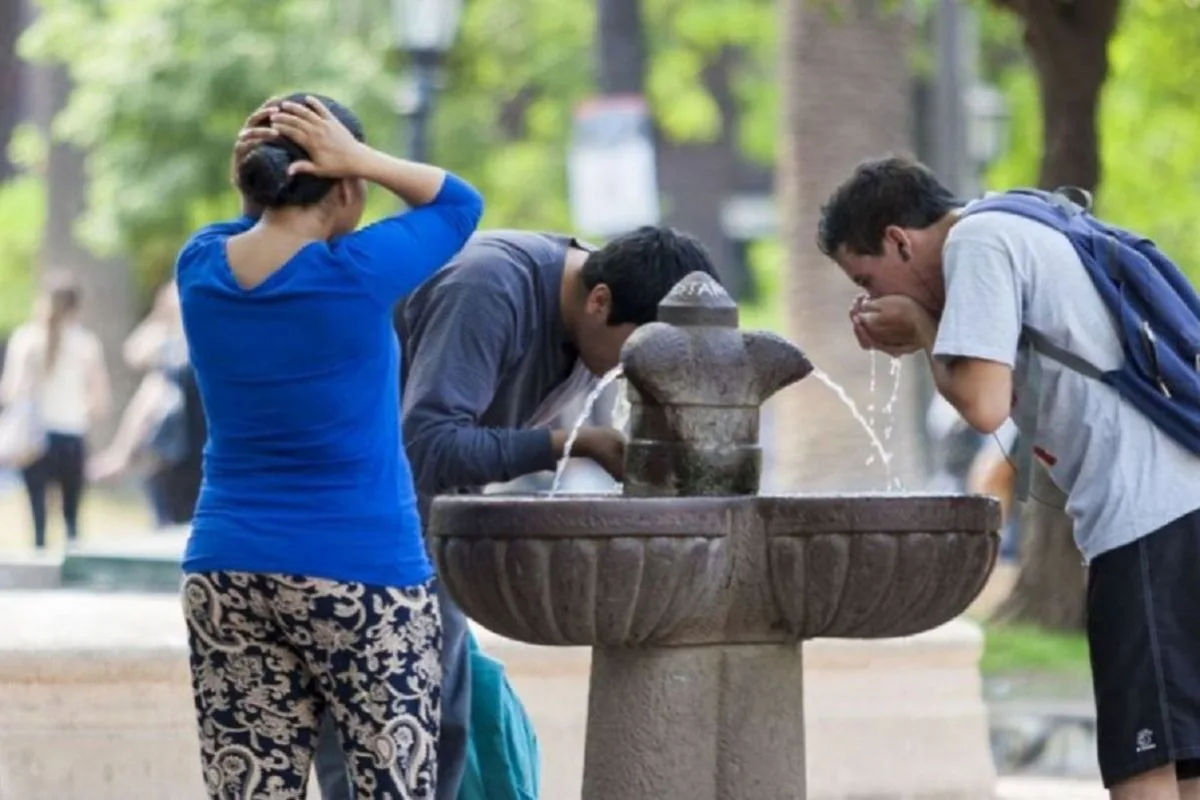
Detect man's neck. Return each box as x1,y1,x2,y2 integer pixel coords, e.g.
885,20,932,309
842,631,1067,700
558,247,590,343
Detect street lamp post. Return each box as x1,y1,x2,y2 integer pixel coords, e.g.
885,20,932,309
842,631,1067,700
389,0,463,164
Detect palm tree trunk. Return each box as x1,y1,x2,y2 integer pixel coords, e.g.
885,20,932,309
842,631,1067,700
773,0,925,493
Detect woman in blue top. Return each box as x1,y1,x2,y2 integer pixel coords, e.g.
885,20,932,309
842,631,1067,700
175,94,483,800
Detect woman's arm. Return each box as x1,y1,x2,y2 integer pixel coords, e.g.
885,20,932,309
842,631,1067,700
0,327,30,406
332,170,483,305
270,97,484,305
86,333,113,424
123,318,170,371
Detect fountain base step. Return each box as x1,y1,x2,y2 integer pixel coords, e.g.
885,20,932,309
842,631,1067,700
59,528,188,593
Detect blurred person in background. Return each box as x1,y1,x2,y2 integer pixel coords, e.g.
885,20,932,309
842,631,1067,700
966,429,1021,561
0,272,111,550
175,94,481,799
90,280,205,527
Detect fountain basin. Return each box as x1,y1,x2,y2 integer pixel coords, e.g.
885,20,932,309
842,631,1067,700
432,496,728,647
761,495,999,639
430,494,1000,647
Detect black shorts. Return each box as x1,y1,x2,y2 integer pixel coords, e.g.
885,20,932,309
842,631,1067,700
1088,507,1200,787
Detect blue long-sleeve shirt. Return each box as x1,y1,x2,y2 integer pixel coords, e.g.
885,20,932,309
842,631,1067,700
398,231,587,497
177,173,483,587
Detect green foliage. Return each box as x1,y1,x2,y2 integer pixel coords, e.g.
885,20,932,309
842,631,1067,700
20,0,778,283
984,0,1200,283
0,174,46,335
738,238,785,333
0,123,52,336
1095,0,1200,281
21,0,396,287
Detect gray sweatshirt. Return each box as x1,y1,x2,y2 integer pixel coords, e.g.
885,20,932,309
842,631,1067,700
397,230,586,497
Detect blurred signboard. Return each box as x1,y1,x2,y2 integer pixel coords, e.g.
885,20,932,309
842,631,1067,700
567,95,661,238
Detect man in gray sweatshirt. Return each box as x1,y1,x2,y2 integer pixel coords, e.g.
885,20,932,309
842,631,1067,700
315,225,719,800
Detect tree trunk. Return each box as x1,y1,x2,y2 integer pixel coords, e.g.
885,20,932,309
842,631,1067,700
986,0,1120,632
990,461,1086,631
0,0,23,180
772,0,926,493
595,0,646,95
656,51,767,301
997,0,1121,190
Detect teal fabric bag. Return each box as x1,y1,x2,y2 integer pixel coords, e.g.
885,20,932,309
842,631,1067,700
457,631,541,800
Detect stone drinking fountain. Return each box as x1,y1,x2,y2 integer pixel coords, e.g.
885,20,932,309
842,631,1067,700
429,272,1000,799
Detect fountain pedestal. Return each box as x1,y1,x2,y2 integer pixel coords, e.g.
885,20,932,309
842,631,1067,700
585,643,807,797
430,272,1000,799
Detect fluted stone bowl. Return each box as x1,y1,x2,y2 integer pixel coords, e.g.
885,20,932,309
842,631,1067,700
760,495,1000,640
429,494,1000,648
430,497,730,646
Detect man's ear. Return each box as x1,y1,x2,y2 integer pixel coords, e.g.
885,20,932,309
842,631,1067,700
883,225,913,262
586,283,612,319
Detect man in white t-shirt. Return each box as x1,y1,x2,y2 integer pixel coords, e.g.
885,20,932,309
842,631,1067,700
816,155,1200,800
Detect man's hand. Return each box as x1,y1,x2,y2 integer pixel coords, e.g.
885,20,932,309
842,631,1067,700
851,294,937,358
849,294,877,351
571,427,627,481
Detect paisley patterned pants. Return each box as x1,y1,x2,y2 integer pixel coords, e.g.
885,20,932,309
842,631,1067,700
181,571,442,800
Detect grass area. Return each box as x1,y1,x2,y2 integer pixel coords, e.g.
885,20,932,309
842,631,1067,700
981,622,1091,677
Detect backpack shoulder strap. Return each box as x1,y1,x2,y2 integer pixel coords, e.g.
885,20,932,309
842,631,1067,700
960,188,1086,233
1023,328,1105,382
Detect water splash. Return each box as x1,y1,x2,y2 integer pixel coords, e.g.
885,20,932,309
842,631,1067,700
881,357,904,489
810,366,897,487
867,351,877,430
610,377,631,435
549,364,625,496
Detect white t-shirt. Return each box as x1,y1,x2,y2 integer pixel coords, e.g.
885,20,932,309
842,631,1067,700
933,210,1200,561
4,322,104,436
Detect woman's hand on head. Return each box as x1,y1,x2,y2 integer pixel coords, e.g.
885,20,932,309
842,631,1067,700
269,96,368,179
232,98,282,179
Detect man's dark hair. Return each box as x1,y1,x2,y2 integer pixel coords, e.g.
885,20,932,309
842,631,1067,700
581,226,720,326
237,93,366,210
817,155,959,257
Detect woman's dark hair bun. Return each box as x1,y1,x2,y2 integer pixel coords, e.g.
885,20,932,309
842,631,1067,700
234,92,367,211
238,145,293,209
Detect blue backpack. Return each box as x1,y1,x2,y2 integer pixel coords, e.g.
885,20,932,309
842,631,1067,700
960,188,1200,463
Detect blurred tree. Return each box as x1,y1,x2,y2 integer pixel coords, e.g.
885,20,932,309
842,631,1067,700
773,1,927,493
980,0,1121,635
0,0,23,181
20,0,397,295
983,0,1200,633
990,463,1085,632
989,1,1200,273
20,0,775,295
987,0,1121,191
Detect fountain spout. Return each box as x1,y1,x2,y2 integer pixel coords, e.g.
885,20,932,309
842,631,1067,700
619,271,812,497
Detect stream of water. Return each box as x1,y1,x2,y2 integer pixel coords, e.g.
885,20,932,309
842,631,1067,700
549,355,906,496
810,366,896,485
548,364,625,495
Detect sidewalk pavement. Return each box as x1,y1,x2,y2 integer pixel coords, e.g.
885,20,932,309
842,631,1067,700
996,776,1105,799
